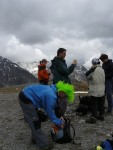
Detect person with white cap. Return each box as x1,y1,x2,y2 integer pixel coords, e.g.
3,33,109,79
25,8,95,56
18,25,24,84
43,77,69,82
85,58,105,123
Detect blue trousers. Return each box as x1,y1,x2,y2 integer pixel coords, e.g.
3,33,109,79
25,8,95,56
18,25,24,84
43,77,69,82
105,79,113,112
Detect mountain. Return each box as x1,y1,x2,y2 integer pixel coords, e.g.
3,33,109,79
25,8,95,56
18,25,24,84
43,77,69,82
17,61,38,77
70,65,87,82
17,61,87,82
0,56,38,88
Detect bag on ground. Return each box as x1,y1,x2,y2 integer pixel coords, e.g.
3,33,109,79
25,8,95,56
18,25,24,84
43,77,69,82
51,118,75,144
75,96,90,115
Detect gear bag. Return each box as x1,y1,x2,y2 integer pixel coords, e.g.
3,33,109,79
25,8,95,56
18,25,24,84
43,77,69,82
75,96,90,115
51,118,75,144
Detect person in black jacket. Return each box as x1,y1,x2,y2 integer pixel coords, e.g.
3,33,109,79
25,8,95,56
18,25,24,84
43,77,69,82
99,54,113,114
50,48,77,84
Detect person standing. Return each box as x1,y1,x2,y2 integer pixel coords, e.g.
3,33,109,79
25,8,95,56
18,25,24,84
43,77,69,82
19,81,75,150
38,59,50,85
50,48,77,84
99,54,113,114
85,58,105,123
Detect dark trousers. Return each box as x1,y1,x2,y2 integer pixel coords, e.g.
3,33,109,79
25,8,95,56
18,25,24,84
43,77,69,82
19,92,49,147
90,95,105,118
39,80,48,85
105,79,113,112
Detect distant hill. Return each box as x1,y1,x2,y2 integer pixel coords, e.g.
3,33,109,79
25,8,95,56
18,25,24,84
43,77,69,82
0,56,38,88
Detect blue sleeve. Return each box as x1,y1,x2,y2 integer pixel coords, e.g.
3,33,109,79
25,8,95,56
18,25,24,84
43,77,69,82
44,95,63,126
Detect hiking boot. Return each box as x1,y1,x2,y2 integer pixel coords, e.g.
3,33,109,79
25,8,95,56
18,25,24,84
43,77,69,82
97,116,104,121
38,143,54,150
31,138,36,144
85,117,96,124
105,110,112,115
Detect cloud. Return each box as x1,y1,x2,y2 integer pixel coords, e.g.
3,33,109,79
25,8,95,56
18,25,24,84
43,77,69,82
0,0,113,65
1,36,48,62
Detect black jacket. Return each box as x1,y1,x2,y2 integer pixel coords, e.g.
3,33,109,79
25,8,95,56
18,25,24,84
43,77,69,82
50,57,76,83
102,59,113,80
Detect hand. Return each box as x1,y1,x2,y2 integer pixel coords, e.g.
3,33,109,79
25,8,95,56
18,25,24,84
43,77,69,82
60,116,65,123
72,59,77,65
60,117,65,129
60,124,65,129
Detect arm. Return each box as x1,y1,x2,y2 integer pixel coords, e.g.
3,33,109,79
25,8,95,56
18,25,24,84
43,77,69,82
105,62,113,79
44,95,63,126
55,59,76,76
86,67,96,76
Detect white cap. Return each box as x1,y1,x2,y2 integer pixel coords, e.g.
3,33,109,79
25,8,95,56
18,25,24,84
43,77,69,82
92,58,100,65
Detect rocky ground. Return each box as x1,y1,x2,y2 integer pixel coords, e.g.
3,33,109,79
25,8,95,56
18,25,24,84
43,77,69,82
0,87,113,150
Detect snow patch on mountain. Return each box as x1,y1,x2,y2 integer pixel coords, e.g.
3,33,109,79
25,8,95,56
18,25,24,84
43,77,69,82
17,61,87,82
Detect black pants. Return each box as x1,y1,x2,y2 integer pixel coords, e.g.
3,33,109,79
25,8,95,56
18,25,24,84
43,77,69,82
39,80,48,85
90,95,105,118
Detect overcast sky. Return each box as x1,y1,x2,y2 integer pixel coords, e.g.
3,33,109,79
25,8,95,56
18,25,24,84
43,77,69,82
0,0,113,67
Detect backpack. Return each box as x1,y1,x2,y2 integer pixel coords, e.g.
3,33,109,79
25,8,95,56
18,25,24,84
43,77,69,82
75,96,90,115
101,139,113,150
95,139,113,150
51,118,75,144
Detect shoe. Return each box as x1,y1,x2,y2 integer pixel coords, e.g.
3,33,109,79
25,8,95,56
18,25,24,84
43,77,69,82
39,143,54,150
85,117,96,124
97,116,104,121
31,138,36,144
105,111,112,115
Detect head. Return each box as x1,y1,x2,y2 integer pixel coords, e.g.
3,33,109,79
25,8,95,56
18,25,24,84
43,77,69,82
57,48,66,59
41,59,48,64
55,81,75,118
91,58,100,66
56,81,75,103
55,91,67,118
99,54,108,63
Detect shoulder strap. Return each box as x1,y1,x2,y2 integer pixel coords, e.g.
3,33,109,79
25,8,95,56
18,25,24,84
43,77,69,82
64,118,76,144
70,123,76,144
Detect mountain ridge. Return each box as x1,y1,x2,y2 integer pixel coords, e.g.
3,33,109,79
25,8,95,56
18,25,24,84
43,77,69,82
0,56,38,88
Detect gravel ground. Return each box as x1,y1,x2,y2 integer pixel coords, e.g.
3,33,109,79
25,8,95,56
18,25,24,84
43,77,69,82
0,93,113,150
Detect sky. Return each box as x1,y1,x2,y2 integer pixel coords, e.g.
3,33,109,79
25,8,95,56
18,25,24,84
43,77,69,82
0,0,113,68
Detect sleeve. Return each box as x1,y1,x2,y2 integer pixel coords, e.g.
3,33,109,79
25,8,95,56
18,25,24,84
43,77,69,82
55,59,76,76
44,95,63,126
105,62,113,79
86,67,96,79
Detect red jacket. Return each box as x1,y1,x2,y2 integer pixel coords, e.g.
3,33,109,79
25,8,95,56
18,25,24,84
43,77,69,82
38,64,49,82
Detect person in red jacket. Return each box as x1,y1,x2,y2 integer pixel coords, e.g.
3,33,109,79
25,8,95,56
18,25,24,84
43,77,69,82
38,59,50,85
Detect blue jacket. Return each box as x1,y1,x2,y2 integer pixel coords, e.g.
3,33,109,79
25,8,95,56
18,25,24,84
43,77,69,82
22,84,63,126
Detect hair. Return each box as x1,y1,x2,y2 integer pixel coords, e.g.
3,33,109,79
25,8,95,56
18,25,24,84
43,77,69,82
57,48,66,56
56,81,75,103
99,54,108,60
40,59,47,64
